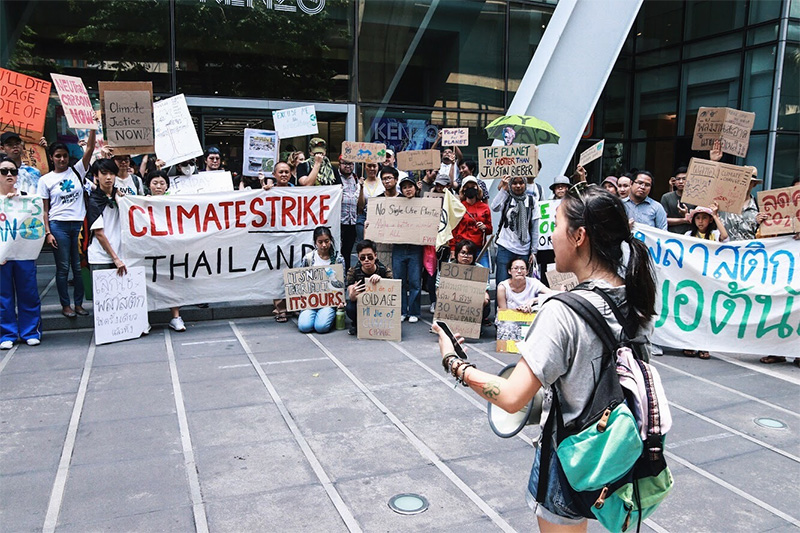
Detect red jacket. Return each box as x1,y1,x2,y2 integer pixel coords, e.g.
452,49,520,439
450,200,492,252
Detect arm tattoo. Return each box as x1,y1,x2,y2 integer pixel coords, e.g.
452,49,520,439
483,381,501,399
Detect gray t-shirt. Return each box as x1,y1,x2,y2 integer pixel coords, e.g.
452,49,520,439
520,281,651,427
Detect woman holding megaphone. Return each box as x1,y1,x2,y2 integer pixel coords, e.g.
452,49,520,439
434,184,657,531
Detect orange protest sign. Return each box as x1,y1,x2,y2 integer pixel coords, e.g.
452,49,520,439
0,68,51,141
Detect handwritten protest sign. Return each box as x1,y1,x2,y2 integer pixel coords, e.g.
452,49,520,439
19,142,48,175
692,107,755,157
99,81,154,155
341,141,386,163
272,105,318,139
92,266,149,345
283,264,345,312
243,129,279,177
0,68,51,141
423,191,444,199
396,149,441,171
50,73,96,130
537,199,559,251
578,140,604,167
496,310,536,353
357,279,401,341
478,144,539,179
169,171,234,195
119,187,341,310
439,262,489,284
757,186,800,237
633,224,800,357
153,94,203,168
441,128,469,147
682,158,753,214
546,270,579,291
0,195,45,263
365,197,440,245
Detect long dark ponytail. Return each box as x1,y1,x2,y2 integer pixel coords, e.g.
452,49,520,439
560,186,656,327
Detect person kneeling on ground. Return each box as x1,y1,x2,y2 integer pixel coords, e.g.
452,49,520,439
345,240,393,336
298,226,346,334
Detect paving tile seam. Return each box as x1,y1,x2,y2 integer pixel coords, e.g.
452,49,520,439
711,353,800,386
0,345,18,376
164,328,210,533
303,332,516,533
229,321,362,533
54,502,193,531
665,450,800,528
42,338,95,533
652,360,800,419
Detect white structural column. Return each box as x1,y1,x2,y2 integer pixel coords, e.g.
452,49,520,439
500,0,643,188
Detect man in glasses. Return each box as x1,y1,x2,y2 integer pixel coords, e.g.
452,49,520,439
660,166,694,234
345,239,393,335
623,170,667,230
0,132,46,195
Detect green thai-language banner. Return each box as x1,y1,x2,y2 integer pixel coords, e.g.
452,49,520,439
634,224,800,357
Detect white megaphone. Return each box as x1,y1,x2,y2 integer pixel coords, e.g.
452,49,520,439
488,363,544,438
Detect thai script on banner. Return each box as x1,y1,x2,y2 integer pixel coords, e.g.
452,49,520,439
118,187,341,310
634,224,800,357
0,195,45,263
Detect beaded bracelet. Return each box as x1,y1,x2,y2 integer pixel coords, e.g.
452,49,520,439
457,363,476,386
442,353,459,373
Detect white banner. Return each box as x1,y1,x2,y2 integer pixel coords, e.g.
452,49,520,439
169,171,234,195
118,187,341,310
153,94,203,168
0,195,45,263
93,266,149,345
634,224,800,357
272,105,318,139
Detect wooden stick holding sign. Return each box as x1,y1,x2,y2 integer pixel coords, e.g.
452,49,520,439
283,264,345,312
682,157,753,214
365,197,441,246
434,263,489,340
99,81,154,155
396,149,441,171
357,278,401,341
757,186,800,237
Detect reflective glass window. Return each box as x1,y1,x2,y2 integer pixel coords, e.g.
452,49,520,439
634,66,679,138
749,0,782,24
357,0,505,110
792,0,800,18
630,140,676,198
684,1,746,41
743,45,777,131
635,47,680,69
747,24,779,46
773,134,800,188
682,54,741,135
508,3,553,101
635,0,683,52
684,33,742,59
602,66,631,139
743,133,767,180
778,44,800,132
175,0,353,101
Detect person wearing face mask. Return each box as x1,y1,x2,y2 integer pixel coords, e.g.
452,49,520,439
297,138,341,187
450,177,492,268
173,159,197,177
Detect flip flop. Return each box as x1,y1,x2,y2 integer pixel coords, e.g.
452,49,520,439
682,350,698,357
275,313,288,323
698,351,710,359
759,355,786,364
61,309,77,318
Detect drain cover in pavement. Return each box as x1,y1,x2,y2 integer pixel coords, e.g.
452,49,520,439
754,417,787,429
388,493,429,515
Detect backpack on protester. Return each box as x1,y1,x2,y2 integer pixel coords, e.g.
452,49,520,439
537,289,673,533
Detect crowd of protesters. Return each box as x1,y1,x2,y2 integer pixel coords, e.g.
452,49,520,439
1,125,797,370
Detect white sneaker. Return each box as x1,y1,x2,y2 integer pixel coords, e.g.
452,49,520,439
142,323,152,336
401,315,408,322
429,302,435,313
0,341,13,350
26,338,41,346
169,317,186,332
408,316,419,323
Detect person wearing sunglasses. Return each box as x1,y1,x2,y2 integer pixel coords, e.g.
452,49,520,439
345,239,393,336
622,171,667,231
0,132,47,195
433,184,657,531
0,157,42,350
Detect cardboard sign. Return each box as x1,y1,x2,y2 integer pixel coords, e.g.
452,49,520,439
692,107,755,158
478,144,539,179
757,186,800,237
92,266,149,345
396,149,441,171
423,191,444,199
99,81,154,155
365,197,441,245
153,94,203,168
169,171,234,195
0,68,51,141
50,73,96,130
0,195,45,263
341,141,386,163
496,309,536,353
243,129,279,177
284,264,345,312
578,139,604,167
682,158,753,214
357,279,401,341
441,128,469,147
19,142,48,175
546,270,579,291
272,105,318,139
438,262,489,284
434,276,485,339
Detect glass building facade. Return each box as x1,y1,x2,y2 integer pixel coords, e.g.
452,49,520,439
2,0,798,197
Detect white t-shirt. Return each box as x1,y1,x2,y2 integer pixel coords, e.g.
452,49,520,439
116,175,143,195
37,160,89,222
88,203,122,265
500,277,546,310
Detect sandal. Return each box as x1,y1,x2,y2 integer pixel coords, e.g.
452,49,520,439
61,307,77,318
793,359,800,368
698,351,710,359
275,313,288,323
759,355,787,364
682,349,698,357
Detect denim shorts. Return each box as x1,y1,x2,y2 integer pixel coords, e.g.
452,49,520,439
526,443,587,526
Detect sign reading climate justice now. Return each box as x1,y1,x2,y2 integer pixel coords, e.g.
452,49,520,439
634,224,800,357
478,144,538,179
99,81,154,155
0,195,46,263
118,187,341,310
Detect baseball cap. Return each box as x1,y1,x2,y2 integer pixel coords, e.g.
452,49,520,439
309,137,327,154
1,132,22,145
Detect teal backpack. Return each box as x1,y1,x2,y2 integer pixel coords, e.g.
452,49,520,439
538,290,673,532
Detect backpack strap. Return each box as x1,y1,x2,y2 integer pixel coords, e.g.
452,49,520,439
549,291,622,354
590,287,639,341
